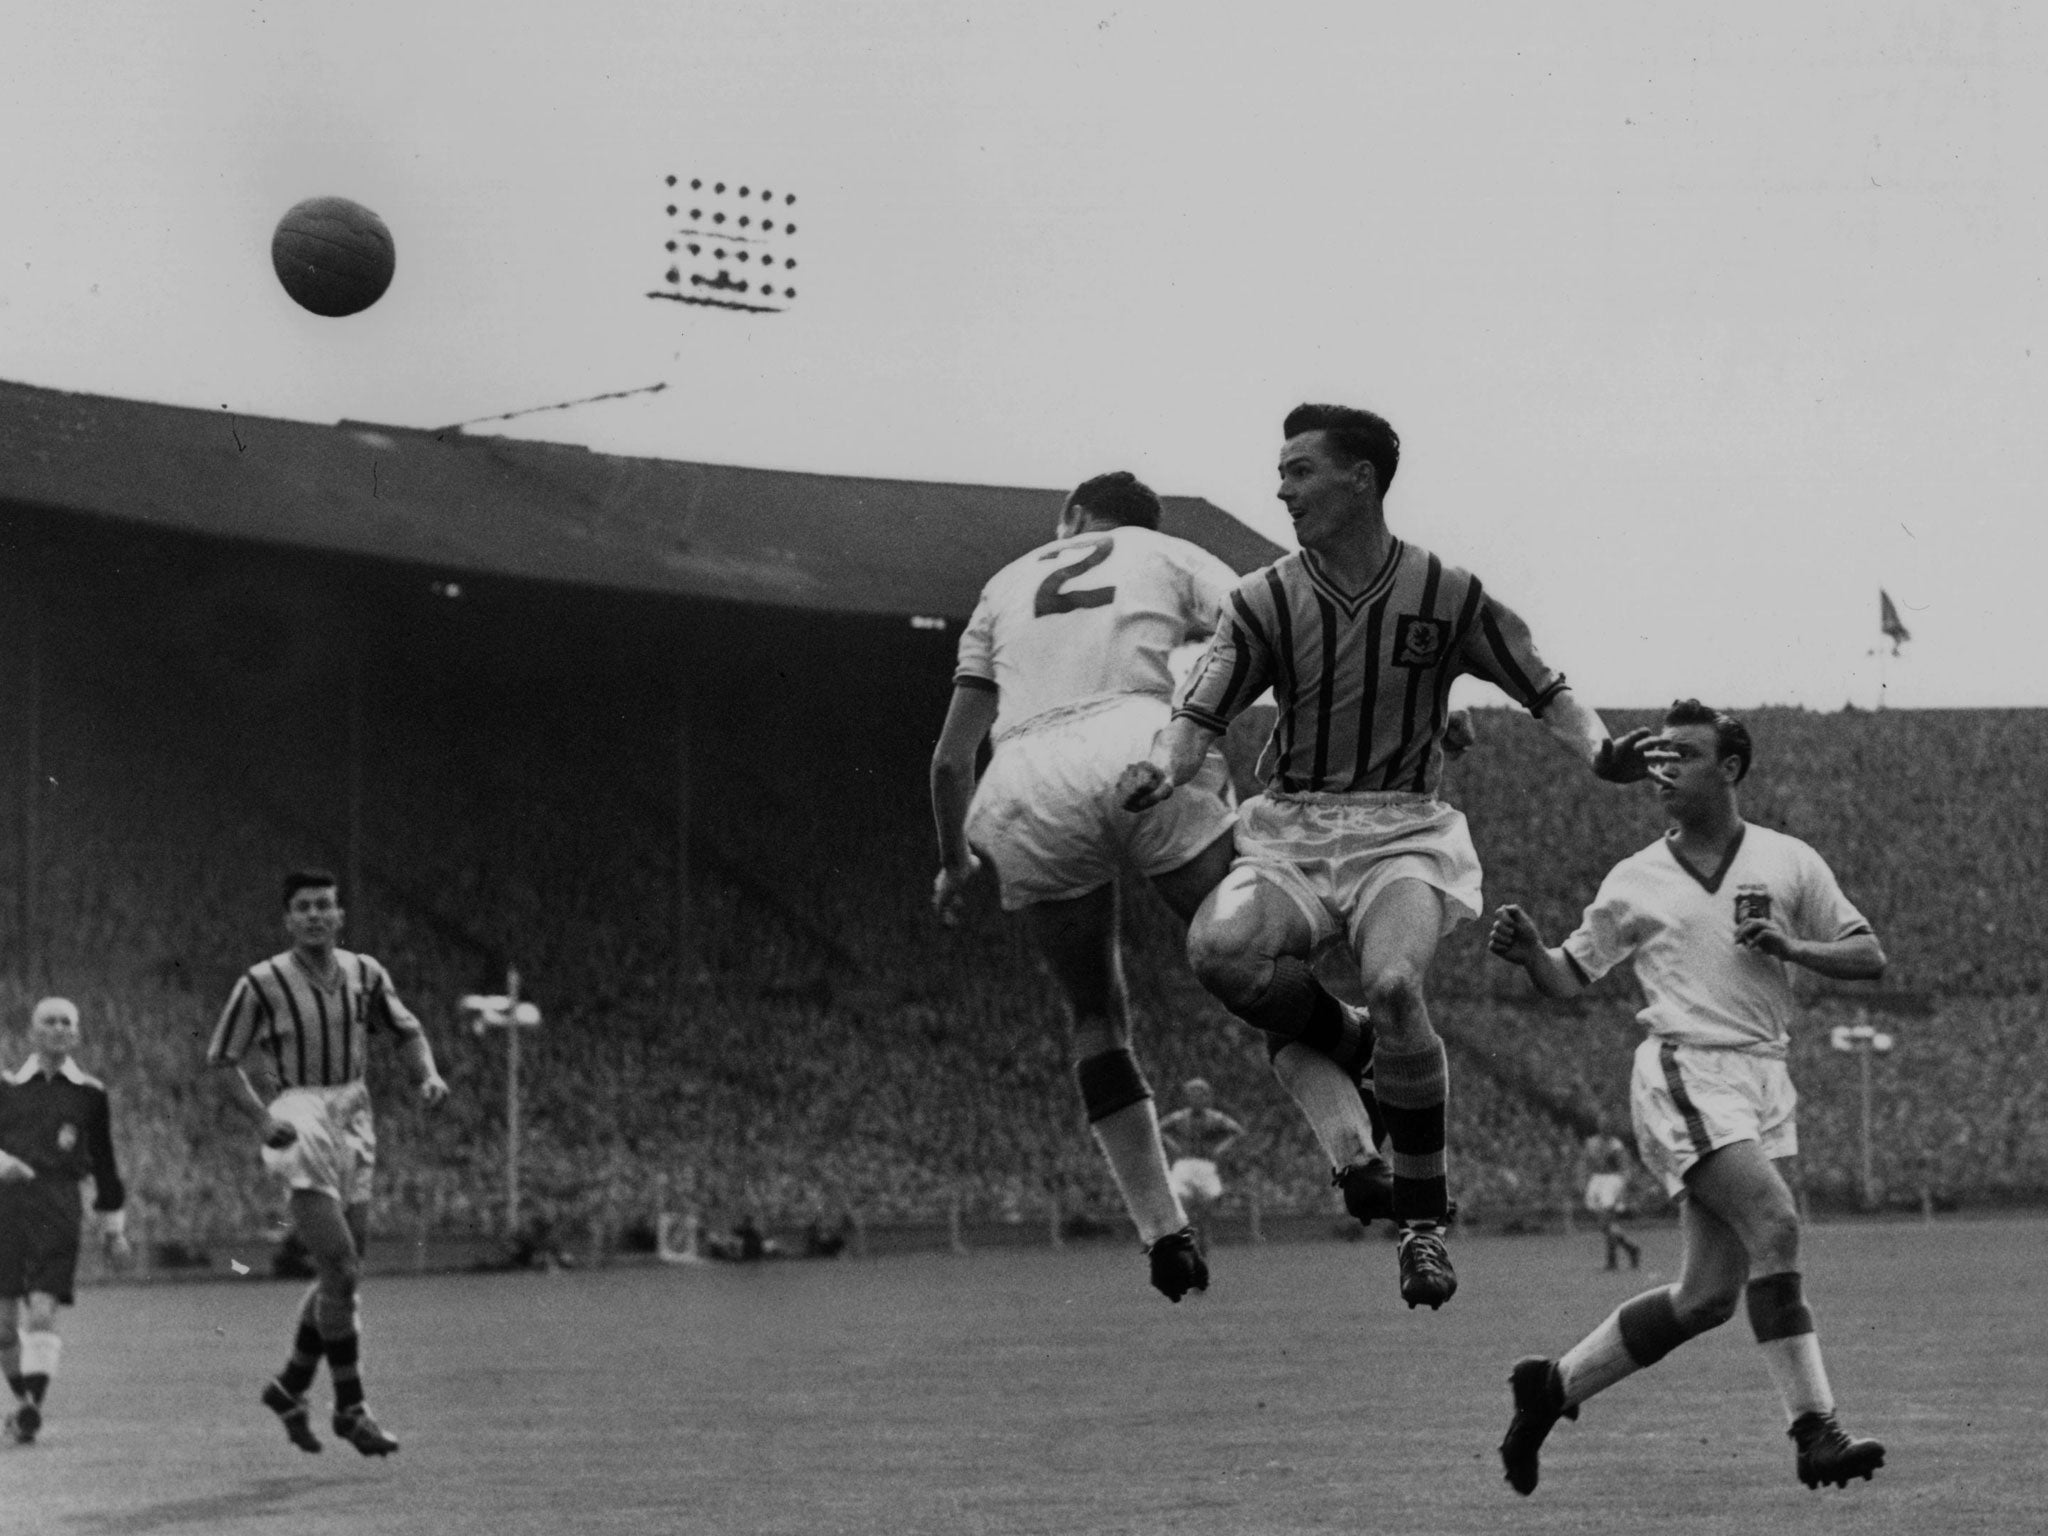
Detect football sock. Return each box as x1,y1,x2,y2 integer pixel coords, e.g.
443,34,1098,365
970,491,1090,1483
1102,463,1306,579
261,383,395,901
1372,1040,1449,1222
1560,1286,1718,1407
1229,957,1359,1062
1747,1272,1833,1421
1558,1309,1639,1406
276,1284,325,1396
17,1332,58,1405
1075,1049,1185,1246
1268,1041,1378,1171
324,1329,366,1413
279,1320,326,1396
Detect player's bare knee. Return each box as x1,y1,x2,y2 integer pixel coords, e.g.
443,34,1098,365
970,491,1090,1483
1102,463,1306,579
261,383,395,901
1362,964,1427,1035
1187,932,1267,1011
1750,1209,1802,1273
317,1258,360,1302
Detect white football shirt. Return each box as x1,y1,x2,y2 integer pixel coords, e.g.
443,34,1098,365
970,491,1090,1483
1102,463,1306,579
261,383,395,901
1562,823,1873,1058
955,526,1238,741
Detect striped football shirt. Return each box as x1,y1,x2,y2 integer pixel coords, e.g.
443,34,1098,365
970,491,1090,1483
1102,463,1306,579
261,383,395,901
207,948,424,1090
1176,539,1566,795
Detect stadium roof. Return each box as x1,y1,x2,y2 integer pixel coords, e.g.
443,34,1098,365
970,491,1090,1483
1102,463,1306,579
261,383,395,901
0,378,1281,618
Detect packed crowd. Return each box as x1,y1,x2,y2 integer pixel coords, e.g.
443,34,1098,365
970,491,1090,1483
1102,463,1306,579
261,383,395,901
1,573,2041,1252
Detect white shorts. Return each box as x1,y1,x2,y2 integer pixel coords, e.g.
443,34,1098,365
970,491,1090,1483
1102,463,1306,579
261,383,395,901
966,696,1235,911
1630,1038,1797,1197
1167,1157,1224,1204
263,1083,378,1207
1584,1172,1628,1214
1230,791,1484,952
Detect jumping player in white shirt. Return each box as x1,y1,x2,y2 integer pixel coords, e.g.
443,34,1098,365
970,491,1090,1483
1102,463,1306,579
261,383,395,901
1488,699,1887,1496
932,472,1368,1302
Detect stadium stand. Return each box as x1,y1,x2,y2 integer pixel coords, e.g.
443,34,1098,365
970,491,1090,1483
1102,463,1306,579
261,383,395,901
0,379,2041,1260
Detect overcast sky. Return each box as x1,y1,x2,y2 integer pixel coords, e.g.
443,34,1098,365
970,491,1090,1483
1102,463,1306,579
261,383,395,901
4,2,2041,708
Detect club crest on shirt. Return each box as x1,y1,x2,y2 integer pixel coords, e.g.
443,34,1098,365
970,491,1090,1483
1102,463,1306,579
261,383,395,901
1393,614,1446,668
1734,887,1773,925
56,1123,77,1153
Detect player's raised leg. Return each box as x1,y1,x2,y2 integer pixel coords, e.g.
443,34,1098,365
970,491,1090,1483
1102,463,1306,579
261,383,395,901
291,1191,398,1456
260,1280,327,1453
1187,869,1391,1228
1502,1176,1746,1494
1687,1143,1884,1490
1349,877,1457,1307
1025,883,1202,1301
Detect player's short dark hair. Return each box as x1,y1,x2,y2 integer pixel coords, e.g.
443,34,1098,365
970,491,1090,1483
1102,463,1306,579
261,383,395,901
1066,470,1162,530
282,868,341,908
1663,699,1753,782
1283,403,1400,493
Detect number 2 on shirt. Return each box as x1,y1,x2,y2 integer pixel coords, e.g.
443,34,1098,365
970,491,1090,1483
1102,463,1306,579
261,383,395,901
1034,536,1116,617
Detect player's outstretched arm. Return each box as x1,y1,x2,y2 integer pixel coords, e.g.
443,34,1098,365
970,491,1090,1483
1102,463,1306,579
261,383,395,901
1539,690,1660,783
1120,715,1219,811
930,684,1000,924
398,1028,450,1107
1487,904,1586,999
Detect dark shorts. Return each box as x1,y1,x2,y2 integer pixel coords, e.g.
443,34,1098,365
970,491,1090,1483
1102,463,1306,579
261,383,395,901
0,1181,83,1305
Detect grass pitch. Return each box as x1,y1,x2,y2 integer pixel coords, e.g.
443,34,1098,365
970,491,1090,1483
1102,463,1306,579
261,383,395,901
9,1215,2044,1535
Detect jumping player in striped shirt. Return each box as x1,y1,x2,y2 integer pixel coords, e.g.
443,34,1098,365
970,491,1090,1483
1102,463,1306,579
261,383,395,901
209,870,449,1457
1122,403,1656,1310
1488,700,1886,1494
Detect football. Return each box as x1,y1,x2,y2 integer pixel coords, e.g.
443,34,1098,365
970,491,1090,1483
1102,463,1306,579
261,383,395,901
271,196,395,317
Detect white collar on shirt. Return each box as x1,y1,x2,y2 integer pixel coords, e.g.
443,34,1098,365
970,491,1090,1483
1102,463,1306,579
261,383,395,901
5,1056,96,1087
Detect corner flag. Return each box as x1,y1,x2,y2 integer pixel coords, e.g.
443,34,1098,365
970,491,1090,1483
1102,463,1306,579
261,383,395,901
1879,590,1911,656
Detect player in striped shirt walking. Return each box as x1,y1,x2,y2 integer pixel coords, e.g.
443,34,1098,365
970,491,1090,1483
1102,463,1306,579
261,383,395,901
209,869,449,1457
1122,403,1655,1310
1489,701,1886,1494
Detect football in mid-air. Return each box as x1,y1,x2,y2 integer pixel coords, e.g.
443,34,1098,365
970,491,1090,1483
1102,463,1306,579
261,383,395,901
271,196,395,317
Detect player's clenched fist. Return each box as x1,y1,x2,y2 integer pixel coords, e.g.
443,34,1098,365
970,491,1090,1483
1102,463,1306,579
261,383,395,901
1117,761,1173,812
1488,904,1548,966
932,851,982,927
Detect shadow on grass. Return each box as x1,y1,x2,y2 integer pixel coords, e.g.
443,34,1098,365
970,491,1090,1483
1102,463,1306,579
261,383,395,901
64,1473,351,1536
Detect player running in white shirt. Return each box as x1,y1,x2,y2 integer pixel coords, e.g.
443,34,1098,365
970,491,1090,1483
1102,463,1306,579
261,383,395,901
1489,700,1887,1496
933,472,1357,1301
1157,1078,1245,1218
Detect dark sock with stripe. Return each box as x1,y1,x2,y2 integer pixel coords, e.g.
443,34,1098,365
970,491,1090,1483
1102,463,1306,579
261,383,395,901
325,1332,366,1413
1373,1040,1449,1221
278,1319,325,1396
1230,956,1346,1048
1617,1285,1718,1365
